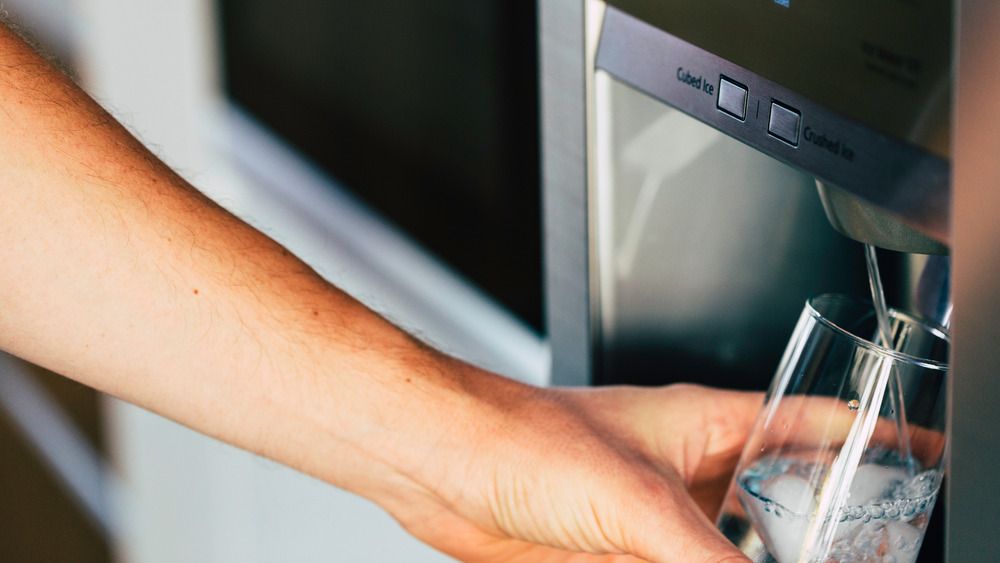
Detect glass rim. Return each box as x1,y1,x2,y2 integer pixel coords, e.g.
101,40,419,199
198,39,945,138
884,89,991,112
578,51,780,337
806,293,950,371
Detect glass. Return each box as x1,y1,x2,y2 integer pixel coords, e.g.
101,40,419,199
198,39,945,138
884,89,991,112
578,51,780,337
717,294,949,563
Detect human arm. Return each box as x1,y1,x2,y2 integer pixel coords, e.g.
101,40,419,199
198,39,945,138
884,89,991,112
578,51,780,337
0,24,757,563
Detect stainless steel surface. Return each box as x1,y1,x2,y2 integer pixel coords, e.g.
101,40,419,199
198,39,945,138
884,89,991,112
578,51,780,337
591,71,863,388
539,0,591,386
948,0,1000,559
767,101,801,146
595,7,950,244
717,77,747,121
817,181,950,255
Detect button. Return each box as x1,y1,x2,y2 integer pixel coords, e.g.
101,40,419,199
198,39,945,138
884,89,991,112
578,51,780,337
768,101,801,146
717,76,747,120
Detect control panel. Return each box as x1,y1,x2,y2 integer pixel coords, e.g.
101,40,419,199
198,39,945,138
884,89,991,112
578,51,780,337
594,6,949,234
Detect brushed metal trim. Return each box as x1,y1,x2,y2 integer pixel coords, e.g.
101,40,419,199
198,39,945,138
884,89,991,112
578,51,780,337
540,0,593,386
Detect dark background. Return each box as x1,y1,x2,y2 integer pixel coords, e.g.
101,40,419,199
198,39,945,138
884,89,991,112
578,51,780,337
219,0,544,332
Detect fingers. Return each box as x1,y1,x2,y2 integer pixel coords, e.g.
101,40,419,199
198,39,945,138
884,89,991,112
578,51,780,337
555,384,764,472
551,384,764,525
751,394,941,463
486,385,753,563
392,382,760,563
402,504,650,563
398,467,731,563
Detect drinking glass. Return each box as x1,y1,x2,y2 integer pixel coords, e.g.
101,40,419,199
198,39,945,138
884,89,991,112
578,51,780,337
716,294,949,563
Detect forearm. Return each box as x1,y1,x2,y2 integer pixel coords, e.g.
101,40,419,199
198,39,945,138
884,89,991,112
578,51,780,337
0,25,760,563
0,23,513,503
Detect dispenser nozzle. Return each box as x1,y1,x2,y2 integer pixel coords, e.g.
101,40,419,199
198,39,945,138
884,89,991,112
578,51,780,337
816,180,949,255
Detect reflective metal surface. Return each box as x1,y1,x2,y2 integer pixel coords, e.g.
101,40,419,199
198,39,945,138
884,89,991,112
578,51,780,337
592,71,866,388
539,0,591,386
596,7,950,245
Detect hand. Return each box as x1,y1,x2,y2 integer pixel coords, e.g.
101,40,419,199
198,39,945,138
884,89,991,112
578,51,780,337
377,380,763,563
0,25,760,561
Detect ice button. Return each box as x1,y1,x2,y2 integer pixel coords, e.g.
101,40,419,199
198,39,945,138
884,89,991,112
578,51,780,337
717,76,747,121
768,101,801,146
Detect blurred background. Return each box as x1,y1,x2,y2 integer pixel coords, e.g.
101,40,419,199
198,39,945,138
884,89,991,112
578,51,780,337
0,1,546,561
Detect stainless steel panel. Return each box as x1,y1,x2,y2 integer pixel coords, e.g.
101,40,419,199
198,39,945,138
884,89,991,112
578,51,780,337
539,0,592,386
948,0,1000,559
592,71,866,388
